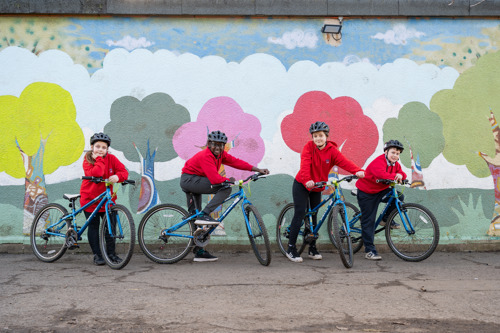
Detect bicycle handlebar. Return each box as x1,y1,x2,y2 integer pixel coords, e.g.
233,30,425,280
376,179,410,185
313,175,358,188
81,176,136,185
211,173,266,189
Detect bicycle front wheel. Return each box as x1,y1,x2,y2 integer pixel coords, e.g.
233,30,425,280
245,205,271,266
30,203,69,262
138,204,193,264
331,204,354,268
276,203,308,257
385,203,439,262
328,202,363,254
100,205,135,270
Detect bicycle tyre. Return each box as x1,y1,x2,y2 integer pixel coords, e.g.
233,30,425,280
138,204,194,264
385,203,439,262
245,205,271,266
331,204,354,268
100,205,135,270
30,203,69,263
328,202,363,254
276,203,307,257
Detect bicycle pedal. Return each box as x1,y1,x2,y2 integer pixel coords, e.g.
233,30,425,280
194,221,220,226
68,243,79,250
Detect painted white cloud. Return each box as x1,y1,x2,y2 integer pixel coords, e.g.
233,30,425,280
0,46,463,186
371,24,426,45
106,35,155,51
268,29,318,49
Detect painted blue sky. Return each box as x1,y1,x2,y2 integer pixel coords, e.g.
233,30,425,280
70,17,499,72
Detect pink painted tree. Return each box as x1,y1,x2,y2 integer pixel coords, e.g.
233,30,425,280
173,96,265,181
281,91,378,173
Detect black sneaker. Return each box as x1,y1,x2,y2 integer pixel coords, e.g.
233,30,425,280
108,253,122,264
194,213,220,226
93,254,105,266
193,249,218,262
308,245,322,260
285,245,303,263
380,220,401,229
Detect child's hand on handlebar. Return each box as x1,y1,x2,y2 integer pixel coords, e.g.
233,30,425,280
108,175,119,183
253,168,270,175
356,170,365,178
306,180,315,189
394,173,403,183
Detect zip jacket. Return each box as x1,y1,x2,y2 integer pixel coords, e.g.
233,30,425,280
356,153,407,194
182,148,253,184
80,153,129,212
295,140,363,192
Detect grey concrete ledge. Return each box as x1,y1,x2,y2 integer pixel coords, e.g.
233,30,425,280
0,0,499,17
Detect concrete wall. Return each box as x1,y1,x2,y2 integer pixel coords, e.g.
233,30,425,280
1,0,500,16
1,8,500,251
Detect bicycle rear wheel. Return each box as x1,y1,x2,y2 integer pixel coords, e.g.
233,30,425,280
30,203,69,263
331,204,354,268
138,204,193,264
385,203,439,262
328,202,363,254
276,203,307,257
245,205,271,266
100,205,135,270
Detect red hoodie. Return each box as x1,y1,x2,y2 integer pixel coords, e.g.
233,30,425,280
80,153,129,212
182,148,254,184
355,154,407,194
295,141,363,192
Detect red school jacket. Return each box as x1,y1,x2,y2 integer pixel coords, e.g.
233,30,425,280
355,154,407,194
182,148,253,184
295,140,363,192
80,153,129,212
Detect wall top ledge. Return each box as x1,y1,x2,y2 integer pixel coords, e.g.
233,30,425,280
1,0,500,17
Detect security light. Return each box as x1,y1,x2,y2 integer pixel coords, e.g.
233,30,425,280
321,24,342,34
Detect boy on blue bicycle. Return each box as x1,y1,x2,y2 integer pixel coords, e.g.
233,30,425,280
180,130,270,262
355,139,407,260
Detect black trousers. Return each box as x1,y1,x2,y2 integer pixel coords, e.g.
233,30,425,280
180,173,231,215
84,211,115,256
287,179,322,247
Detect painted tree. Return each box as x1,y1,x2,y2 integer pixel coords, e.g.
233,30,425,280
0,82,84,232
383,101,445,187
281,91,378,172
430,50,500,236
0,17,106,70
104,93,190,214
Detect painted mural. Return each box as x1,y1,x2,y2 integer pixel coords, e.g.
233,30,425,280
1,16,500,247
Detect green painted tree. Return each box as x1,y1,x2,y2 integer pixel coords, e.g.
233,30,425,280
0,82,84,232
430,50,500,235
104,93,190,213
383,101,445,169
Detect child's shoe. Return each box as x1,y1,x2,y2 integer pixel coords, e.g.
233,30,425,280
365,251,382,260
308,245,322,260
286,245,303,263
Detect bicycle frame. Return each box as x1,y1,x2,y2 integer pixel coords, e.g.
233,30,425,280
301,178,351,237
43,184,118,240
163,177,261,239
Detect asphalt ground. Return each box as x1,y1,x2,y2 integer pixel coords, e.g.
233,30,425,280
0,250,499,333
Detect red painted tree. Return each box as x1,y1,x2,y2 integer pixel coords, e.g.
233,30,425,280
281,91,378,172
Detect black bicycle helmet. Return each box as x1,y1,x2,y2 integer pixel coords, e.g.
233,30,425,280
90,132,111,146
309,121,330,134
207,130,228,144
384,139,404,152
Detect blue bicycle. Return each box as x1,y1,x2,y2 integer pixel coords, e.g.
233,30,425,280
331,179,440,263
30,177,136,270
138,173,271,266
276,175,359,268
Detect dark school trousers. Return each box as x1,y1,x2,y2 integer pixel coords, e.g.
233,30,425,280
180,173,232,215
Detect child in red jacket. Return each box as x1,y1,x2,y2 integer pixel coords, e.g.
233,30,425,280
355,139,407,260
180,130,269,262
80,133,129,266
286,121,365,263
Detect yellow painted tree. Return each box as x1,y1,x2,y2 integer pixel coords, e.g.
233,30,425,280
0,82,84,232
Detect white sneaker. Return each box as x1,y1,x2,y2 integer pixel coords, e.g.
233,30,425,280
365,251,382,260
286,246,303,263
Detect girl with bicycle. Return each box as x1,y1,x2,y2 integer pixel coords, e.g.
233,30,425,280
355,139,407,260
286,121,365,263
180,130,270,262
80,132,129,266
